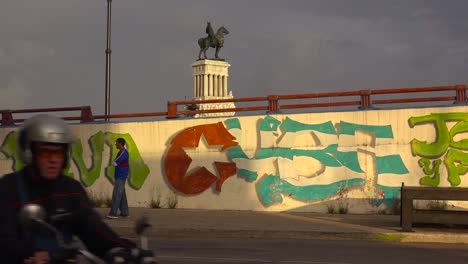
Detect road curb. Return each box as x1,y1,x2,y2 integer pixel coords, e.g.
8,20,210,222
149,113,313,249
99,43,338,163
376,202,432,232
116,227,370,240
111,227,468,244
399,232,468,244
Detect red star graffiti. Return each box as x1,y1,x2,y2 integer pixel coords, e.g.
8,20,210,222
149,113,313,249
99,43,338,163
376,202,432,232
164,122,238,195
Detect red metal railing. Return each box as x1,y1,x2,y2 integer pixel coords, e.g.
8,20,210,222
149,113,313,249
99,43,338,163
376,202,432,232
1,106,94,126
0,84,466,126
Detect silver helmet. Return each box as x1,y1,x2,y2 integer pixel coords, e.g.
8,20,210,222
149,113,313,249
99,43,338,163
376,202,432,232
17,114,74,164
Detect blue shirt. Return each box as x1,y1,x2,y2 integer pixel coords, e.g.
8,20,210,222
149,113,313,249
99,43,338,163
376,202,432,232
114,149,129,179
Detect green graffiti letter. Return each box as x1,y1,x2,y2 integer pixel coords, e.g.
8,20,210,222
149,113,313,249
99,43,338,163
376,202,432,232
449,120,468,150
409,113,468,158
409,114,452,158
0,131,24,171
444,149,468,186
418,158,441,187
67,132,105,186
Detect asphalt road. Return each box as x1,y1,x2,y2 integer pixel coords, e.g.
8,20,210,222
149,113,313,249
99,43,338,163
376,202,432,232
148,238,468,264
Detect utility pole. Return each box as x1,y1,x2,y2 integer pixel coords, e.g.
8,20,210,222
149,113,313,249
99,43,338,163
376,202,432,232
105,0,112,120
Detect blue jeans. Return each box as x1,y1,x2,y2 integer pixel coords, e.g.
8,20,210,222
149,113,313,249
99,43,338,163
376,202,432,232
109,178,129,216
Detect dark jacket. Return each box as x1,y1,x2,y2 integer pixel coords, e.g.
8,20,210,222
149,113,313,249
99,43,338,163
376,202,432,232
0,168,135,263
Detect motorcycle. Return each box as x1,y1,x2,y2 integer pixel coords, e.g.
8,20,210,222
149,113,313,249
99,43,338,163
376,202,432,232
19,204,157,264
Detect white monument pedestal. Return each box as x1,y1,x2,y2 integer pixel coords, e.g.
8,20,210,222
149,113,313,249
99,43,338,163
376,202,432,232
192,59,235,117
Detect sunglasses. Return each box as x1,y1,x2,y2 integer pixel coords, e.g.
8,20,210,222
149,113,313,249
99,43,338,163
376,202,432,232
36,148,66,159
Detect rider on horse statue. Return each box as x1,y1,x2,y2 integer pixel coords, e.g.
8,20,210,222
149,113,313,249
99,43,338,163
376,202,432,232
206,22,215,44
198,21,229,60
206,22,224,48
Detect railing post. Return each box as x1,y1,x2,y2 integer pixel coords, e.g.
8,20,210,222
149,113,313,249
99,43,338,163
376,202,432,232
1,110,13,126
167,101,178,119
267,95,280,113
80,106,94,123
454,84,467,104
400,182,404,227
359,90,372,109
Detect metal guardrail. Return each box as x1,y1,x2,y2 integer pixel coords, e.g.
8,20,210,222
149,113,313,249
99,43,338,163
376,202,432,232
0,84,466,126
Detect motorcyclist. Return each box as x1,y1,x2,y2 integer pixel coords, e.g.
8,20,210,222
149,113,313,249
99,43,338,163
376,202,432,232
0,114,153,263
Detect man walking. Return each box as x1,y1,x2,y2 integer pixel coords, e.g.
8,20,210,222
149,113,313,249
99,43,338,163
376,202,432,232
107,138,130,219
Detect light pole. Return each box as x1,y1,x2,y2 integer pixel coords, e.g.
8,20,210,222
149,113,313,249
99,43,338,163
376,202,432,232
105,0,112,120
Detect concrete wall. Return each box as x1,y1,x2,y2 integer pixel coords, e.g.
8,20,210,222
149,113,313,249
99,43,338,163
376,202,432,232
1,105,468,213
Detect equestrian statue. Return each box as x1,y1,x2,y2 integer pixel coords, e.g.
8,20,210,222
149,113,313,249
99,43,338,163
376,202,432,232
197,22,229,60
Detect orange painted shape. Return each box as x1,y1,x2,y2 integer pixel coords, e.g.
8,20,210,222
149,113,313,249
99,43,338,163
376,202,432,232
164,122,239,195
214,162,237,192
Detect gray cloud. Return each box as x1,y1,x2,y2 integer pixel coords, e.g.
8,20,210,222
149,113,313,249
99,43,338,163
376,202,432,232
1,0,467,115
0,76,32,108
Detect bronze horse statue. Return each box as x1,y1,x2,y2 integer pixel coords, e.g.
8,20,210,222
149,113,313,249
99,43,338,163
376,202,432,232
198,26,229,60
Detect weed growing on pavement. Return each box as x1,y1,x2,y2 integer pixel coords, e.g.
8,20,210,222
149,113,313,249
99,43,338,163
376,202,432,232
377,209,388,215
389,198,401,215
326,204,336,214
378,198,401,215
166,192,178,209
427,200,448,210
104,196,112,207
88,192,112,208
336,188,349,214
150,194,162,209
150,187,162,209
338,202,349,214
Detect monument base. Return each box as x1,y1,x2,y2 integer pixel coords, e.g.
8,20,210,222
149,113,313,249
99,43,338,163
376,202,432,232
192,95,236,118
191,59,234,118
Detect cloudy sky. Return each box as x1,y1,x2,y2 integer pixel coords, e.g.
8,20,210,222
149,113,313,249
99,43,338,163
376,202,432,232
1,0,467,116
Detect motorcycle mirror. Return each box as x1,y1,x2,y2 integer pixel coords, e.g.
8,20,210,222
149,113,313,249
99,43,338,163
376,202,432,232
18,204,66,247
135,216,151,236
18,204,47,227
135,216,152,250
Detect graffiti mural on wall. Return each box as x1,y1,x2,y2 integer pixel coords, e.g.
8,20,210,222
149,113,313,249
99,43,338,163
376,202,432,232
164,122,238,194
0,131,150,189
164,115,409,207
410,112,468,187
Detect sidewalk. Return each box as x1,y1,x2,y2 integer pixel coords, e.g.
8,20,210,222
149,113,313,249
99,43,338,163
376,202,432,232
96,208,468,244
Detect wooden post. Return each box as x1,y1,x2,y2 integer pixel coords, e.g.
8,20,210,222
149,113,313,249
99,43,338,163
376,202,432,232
400,182,404,227
401,184,414,232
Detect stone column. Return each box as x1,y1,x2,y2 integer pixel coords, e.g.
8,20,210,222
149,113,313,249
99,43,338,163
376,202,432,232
199,76,203,97
209,75,214,96
211,74,218,96
203,75,208,97
193,76,197,97
223,75,228,97
211,75,215,96
217,75,222,97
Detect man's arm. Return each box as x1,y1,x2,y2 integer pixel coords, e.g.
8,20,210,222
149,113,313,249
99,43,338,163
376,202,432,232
114,149,129,165
0,175,33,263
73,183,135,257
